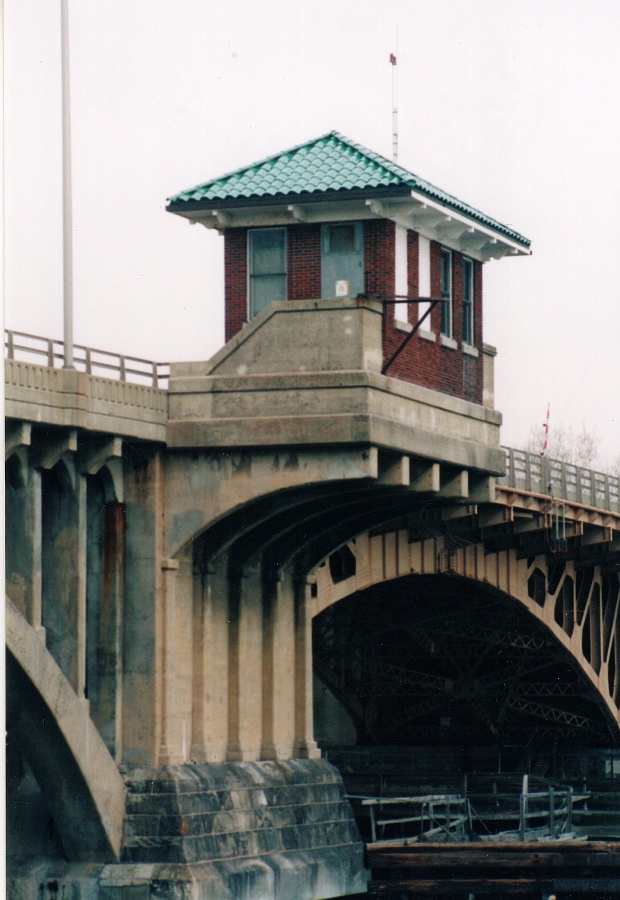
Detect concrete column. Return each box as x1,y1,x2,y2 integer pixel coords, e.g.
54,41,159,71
261,566,295,759
76,472,87,700
178,550,195,762
227,562,263,761
191,553,229,763
5,460,42,633
86,495,125,761
482,343,497,409
157,557,182,764
41,458,87,698
293,576,320,759
122,449,164,767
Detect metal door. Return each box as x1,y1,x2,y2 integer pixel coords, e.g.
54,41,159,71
321,222,364,298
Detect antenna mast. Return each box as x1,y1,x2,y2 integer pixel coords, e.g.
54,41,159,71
390,51,398,162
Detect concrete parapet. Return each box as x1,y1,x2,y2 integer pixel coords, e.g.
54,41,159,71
168,297,503,476
185,296,385,378
5,360,167,442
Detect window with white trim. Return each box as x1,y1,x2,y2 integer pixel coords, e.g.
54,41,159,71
248,228,286,318
462,257,474,345
440,247,452,338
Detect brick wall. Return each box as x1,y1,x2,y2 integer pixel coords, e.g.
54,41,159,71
224,228,248,342
223,221,483,404
288,224,322,301
363,219,395,298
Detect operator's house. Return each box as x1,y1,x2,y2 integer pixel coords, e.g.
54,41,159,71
167,131,530,405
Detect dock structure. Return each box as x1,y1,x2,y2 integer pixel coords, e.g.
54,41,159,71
366,841,620,897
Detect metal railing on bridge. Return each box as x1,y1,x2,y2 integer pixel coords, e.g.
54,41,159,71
5,329,170,388
500,446,620,514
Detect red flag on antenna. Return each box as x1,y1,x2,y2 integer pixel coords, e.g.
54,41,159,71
390,53,397,65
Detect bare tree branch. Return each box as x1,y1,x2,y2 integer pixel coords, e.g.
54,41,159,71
523,422,600,468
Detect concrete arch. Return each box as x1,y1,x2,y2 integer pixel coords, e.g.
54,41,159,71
6,599,125,861
312,528,620,735
163,444,395,560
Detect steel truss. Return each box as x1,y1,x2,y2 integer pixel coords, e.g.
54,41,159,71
313,575,614,748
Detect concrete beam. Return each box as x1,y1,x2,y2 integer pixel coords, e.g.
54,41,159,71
78,436,122,476
469,475,496,504
378,454,410,486
410,462,441,494
5,422,31,459
441,470,469,499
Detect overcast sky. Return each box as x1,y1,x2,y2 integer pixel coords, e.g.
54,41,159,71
5,0,620,465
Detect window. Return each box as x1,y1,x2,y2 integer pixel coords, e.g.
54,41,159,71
440,247,452,338
321,222,364,298
327,224,357,253
462,257,474,345
248,228,286,318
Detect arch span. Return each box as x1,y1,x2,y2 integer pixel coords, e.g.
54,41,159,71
6,599,125,861
312,529,620,744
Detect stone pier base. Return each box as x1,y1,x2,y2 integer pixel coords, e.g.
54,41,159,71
8,759,369,900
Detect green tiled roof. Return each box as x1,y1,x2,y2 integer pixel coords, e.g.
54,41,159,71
168,131,530,247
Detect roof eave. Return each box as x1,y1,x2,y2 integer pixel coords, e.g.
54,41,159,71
167,185,530,262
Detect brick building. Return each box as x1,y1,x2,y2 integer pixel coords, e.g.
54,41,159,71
167,131,530,404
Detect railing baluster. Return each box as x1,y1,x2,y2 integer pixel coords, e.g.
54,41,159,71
6,329,14,359
47,338,55,368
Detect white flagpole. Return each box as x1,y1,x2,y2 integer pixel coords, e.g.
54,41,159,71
61,0,74,368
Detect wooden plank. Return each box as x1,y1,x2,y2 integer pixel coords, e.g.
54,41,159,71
370,877,620,895
369,877,555,895
555,878,620,891
361,794,464,805
368,839,620,853
367,843,620,870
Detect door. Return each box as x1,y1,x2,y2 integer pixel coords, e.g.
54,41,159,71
321,222,364,298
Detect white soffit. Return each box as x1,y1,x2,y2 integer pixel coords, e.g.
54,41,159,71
184,193,530,263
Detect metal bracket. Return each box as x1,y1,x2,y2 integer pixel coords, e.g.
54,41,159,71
368,295,445,375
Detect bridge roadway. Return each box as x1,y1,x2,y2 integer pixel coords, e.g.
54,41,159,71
5,301,620,899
